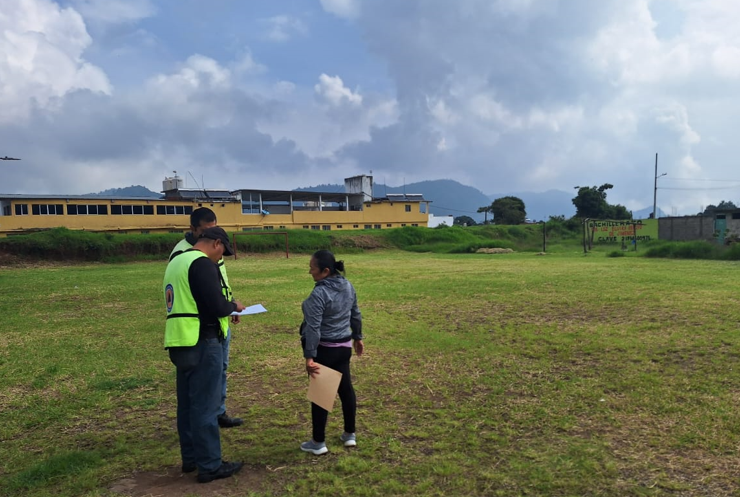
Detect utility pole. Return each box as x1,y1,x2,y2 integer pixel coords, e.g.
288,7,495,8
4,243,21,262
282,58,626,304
653,153,666,219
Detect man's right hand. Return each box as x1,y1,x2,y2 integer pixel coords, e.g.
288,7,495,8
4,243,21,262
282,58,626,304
234,300,246,312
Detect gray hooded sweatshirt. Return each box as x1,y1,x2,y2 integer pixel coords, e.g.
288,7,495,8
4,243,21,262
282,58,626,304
301,275,363,359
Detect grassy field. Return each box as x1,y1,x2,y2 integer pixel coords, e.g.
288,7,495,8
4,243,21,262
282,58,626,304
1,249,739,496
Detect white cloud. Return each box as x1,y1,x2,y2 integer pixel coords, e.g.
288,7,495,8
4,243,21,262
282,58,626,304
0,0,111,124
320,0,360,19
314,74,362,106
261,15,308,42
69,0,155,24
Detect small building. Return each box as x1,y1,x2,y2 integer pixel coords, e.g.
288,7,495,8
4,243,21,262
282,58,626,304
658,210,740,244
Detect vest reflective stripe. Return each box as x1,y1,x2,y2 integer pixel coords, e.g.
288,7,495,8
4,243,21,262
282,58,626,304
163,250,207,347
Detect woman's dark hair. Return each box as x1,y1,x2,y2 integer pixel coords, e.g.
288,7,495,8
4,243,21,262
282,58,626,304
312,249,345,275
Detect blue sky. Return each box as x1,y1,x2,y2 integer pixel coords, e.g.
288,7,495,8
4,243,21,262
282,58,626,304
3,0,740,215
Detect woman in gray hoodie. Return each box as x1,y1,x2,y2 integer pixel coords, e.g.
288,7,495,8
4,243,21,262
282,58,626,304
300,250,364,455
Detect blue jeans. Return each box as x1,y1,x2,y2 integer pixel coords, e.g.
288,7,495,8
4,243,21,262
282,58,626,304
169,338,223,472
219,328,231,416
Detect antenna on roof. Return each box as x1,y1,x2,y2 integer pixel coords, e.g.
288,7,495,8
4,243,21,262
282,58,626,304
187,171,202,190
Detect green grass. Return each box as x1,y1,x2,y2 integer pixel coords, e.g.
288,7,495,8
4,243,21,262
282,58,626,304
1,251,739,496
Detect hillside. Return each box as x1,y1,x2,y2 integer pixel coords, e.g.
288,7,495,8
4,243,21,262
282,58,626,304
86,185,162,198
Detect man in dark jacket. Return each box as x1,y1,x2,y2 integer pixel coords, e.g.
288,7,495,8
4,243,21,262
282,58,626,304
164,227,246,483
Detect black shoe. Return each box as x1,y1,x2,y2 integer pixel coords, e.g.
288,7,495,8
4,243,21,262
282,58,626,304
217,413,243,428
197,461,243,483
181,462,196,473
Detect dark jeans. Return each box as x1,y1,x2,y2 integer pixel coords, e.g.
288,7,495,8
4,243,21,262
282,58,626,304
312,346,356,443
219,327,231,416
169,337,223,472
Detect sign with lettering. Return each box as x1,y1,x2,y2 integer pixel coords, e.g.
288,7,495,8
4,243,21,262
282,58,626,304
587,219,658,243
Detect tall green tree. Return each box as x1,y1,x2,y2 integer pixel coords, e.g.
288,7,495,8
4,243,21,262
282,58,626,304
491,196,526,225
454,215,477,226
703,200,737,215
572,184,631,220
477,205,492,224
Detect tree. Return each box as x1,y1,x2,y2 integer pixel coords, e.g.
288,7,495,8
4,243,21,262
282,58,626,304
703,200,737,215
477,205,492,224
491,196,526,225
572,184,631,220
454,215,477,226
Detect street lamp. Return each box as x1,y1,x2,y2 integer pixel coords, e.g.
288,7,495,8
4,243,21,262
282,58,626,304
653,153,666,219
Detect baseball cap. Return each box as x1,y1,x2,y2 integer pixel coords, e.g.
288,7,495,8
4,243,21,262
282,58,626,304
199,227,234,256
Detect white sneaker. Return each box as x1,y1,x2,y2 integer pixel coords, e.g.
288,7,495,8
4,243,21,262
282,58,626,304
300,440,328,455
340,432,356,447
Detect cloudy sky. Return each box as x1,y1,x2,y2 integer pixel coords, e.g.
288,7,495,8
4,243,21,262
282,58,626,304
2,0,740,214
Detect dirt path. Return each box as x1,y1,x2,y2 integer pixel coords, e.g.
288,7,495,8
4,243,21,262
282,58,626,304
110,464,272,497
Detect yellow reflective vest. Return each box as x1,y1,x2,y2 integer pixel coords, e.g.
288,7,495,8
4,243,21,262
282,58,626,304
163,250,230,347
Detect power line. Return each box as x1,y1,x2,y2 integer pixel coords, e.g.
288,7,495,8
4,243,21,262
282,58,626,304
429,205,481,214
659,186,740,191
661,177,740,182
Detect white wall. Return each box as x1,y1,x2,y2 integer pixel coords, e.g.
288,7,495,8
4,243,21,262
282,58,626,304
427,214,454,228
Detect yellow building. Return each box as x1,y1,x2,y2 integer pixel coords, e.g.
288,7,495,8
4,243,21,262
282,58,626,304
0,175,430,237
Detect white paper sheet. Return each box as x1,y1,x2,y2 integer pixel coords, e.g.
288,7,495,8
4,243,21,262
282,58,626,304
231,304,267,316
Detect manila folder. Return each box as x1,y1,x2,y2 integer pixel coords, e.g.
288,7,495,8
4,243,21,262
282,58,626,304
307,363,342,412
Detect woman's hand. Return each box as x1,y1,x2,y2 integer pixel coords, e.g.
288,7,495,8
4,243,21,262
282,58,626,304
353,339,364,357
306,358,321,378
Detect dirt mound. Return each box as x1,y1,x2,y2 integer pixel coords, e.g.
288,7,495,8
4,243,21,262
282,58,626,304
331,234,390,249
475,248,514,254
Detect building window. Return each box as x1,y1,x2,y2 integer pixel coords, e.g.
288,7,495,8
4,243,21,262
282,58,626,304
144,205,154,215
31,204,64,215
405,205,411,212
733,213,740,220
66,204,107,215
336,225,343,229
15,204,29,216
386,224,392,227
364,224,372,229
3,206,10,216
264,226,274,230
303,225,309,229
169,230,184,234
322,225,331,231
353,224,359,228
311,225,320,230
412,223,418,227
716,214,726,220
401,224,406,227
374,224,381,229
279,225,286,229
156,205,192,215
140,230,150,234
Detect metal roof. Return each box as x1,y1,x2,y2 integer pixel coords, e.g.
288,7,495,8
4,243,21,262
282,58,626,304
0,193,165,201
235,189,364,203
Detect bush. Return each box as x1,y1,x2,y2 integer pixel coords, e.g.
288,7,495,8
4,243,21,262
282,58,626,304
606,250,625,258
644,240,721,260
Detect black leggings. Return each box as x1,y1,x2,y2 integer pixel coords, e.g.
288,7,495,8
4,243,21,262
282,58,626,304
312,345,356,443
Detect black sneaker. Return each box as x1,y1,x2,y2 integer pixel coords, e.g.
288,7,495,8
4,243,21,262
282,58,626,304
197,461,244,484
182,462,196,473
217,413,243,428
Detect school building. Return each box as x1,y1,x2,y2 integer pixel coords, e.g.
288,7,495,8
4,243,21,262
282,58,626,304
0,175,431,237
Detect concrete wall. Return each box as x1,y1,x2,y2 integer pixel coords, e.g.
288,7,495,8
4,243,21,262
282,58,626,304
658,216,715,241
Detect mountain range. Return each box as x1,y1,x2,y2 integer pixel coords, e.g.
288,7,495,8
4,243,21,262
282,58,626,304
90,181,662,222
